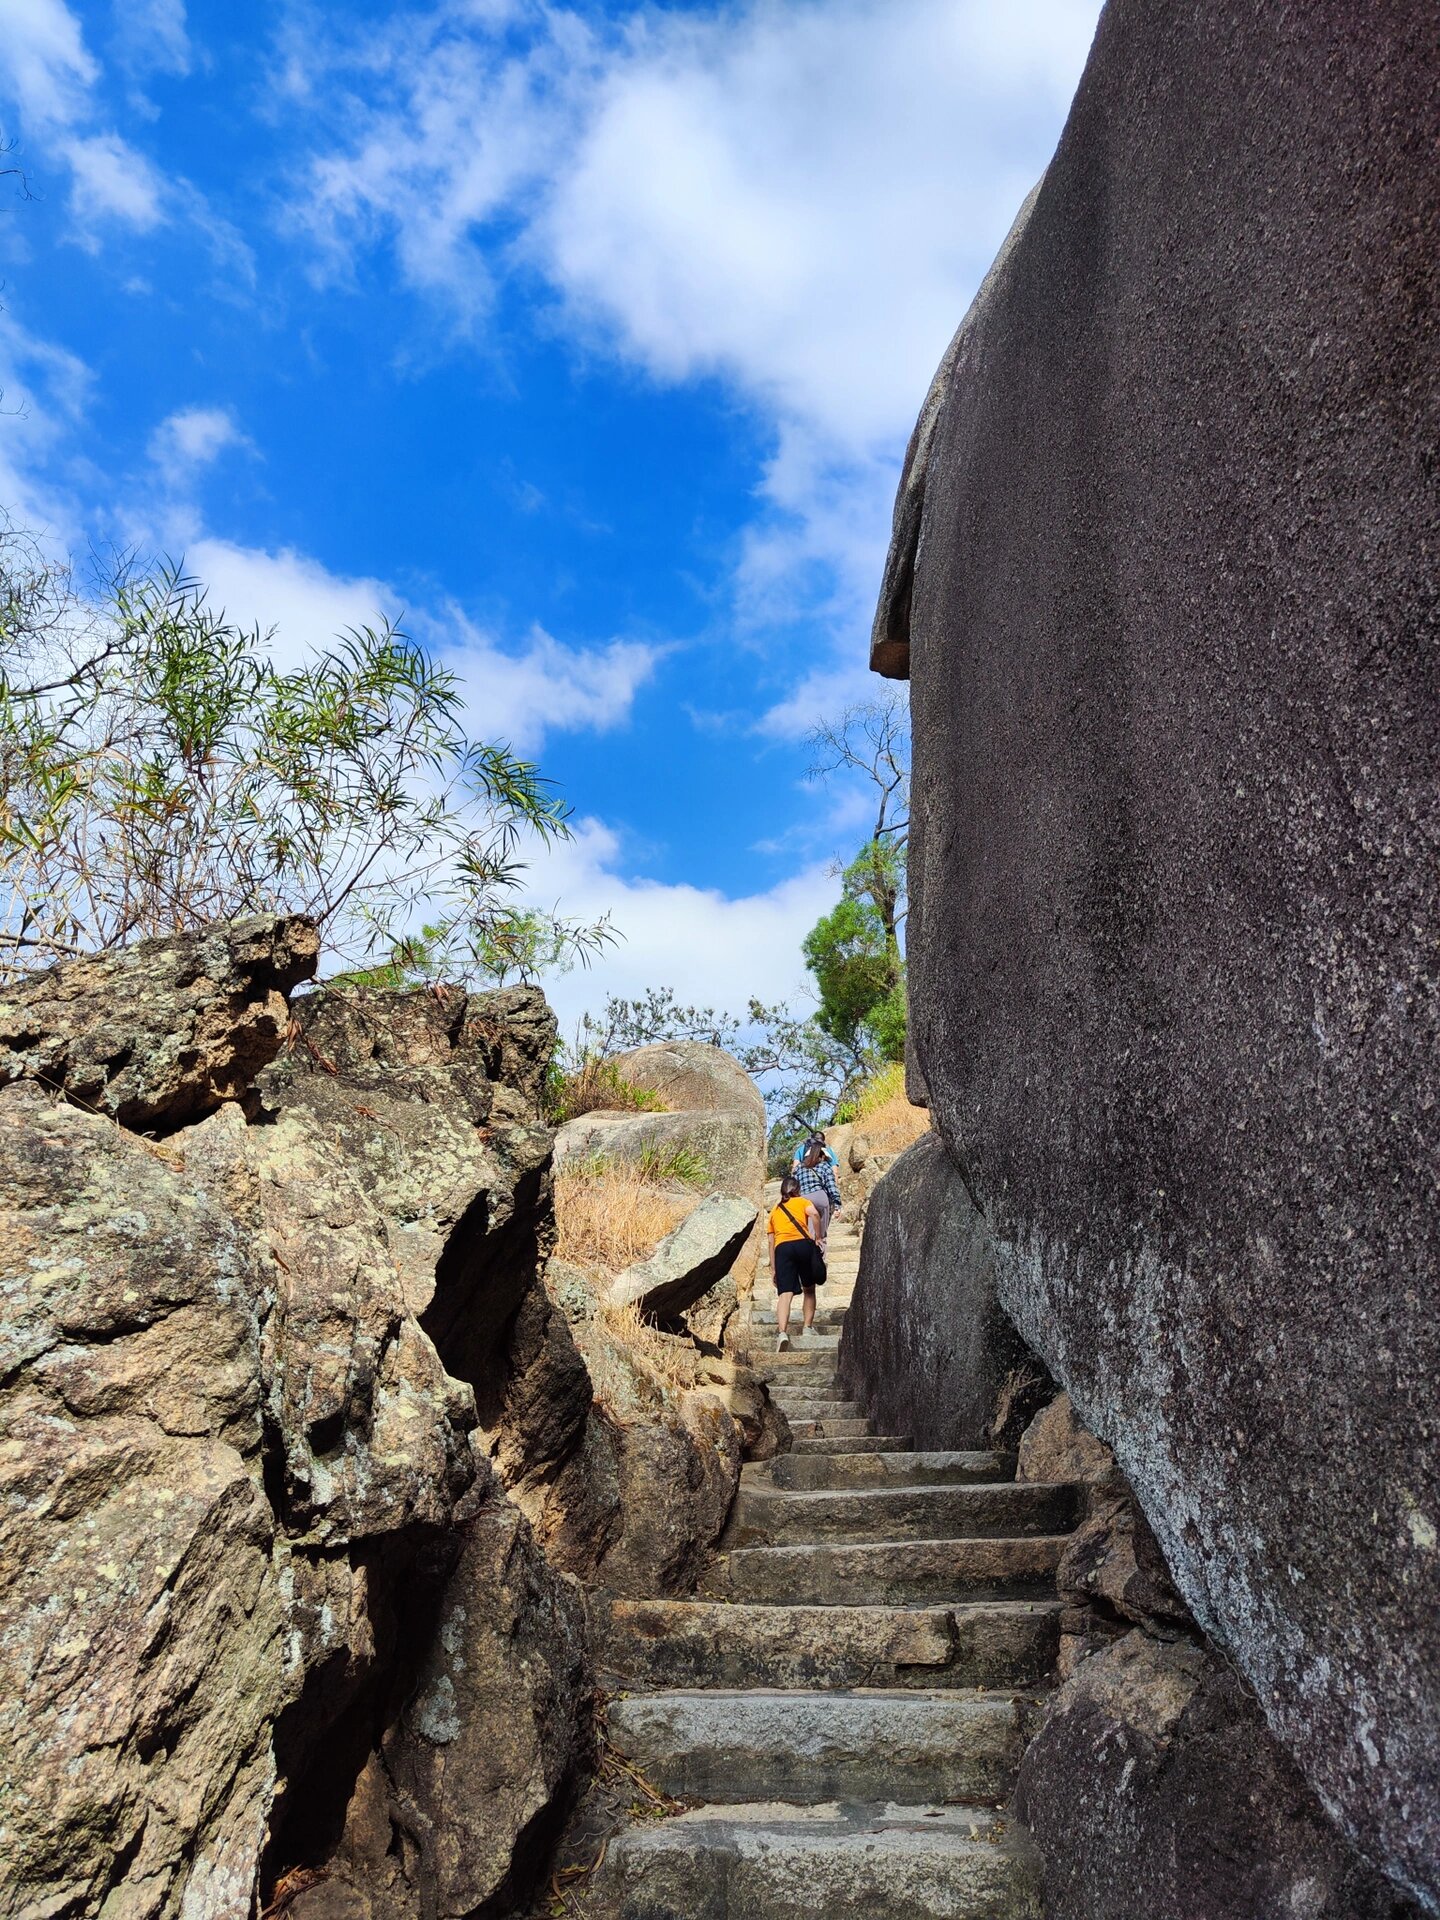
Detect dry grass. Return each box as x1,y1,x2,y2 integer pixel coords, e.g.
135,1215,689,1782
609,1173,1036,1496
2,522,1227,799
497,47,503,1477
596,1299,701,1394
549,1057,665,1124
554,1158,692,1272
851,1060,930,1156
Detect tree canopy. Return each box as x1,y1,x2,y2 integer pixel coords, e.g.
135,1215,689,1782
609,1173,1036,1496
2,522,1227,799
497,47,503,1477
0,525,609,985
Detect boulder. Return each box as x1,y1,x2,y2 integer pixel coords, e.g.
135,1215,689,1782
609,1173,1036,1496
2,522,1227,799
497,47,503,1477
298,1497,592,1920
613,1038,766,1136
554,1107,764,1199
0,913,318,1131
881,0,1440,1899
252,983,556,1417
1017,1633,1422,1920
1016,1393,1117,1488
1058,1491,1192,1634
597,1395,745,1598
0,1083,293,1920
607,1193,759,1323
837,1133,1032,1451
0,957,586,1920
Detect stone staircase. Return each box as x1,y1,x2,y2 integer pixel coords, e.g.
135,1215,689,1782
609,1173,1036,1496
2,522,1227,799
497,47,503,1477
593,1215,1076,1919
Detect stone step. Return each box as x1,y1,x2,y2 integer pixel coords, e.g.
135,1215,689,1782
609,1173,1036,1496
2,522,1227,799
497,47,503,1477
792,1434,912,1455
701,1535,1069,1606
594,1801,1041,1920
606,1688,1033,1806
784,1418,874,1442
598,1598,1062,1692
727,1481,1081,1549
753,1352,844,1379
770,1399,864,1422
750,1310,848,1330
749,1450,1012,1491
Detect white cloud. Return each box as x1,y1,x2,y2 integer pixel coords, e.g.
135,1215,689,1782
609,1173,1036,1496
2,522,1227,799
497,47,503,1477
291,0,1101,707
112,0,191,79
185,536,660,752
519,815,838,1036
0,0,97,130
148,404,250,469
61,130,165,228
0,309,95,544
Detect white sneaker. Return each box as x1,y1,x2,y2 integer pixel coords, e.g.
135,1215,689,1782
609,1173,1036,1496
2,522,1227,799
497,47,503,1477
776,1333,790,1353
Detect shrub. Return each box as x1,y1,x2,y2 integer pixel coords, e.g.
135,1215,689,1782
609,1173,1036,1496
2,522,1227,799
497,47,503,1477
546,1056,665,1125
636,1142,709,1187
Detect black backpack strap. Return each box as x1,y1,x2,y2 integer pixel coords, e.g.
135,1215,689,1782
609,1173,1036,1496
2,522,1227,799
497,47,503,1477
777,1200,815,1242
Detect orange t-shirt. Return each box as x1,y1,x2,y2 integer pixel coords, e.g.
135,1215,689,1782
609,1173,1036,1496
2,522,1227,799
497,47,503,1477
768,1198,817,1245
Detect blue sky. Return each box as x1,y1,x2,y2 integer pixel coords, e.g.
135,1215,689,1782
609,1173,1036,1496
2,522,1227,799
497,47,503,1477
0,0,1100,1030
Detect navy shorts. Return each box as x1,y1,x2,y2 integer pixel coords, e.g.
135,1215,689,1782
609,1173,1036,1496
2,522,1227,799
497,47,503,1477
774,1239,825,1296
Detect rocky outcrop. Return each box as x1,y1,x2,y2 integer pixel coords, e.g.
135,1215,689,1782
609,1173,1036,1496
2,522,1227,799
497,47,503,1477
292,1493,592,1920
0,912,319,1129
878,0,1439,1904
837,1133,1037,1451
608,1193,758,1324
554,1107,763,1199
0,935,605,1920
613,1038,766,1138
1017,1634,1420,1920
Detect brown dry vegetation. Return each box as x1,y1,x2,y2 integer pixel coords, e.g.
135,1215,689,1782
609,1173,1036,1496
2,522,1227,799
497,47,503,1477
553,1158,692,1273
851,1060,930,1157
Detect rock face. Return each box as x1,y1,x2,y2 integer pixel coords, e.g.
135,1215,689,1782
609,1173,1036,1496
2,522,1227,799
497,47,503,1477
0,935,604,1920
608,1193,759,1324
613,1038,767,1139
554,1107,763,1199
837,1133,1034,1451
1017,1634,1420,1920
0,913,319,1130
878,1,1439,1903
298,1495,592,1920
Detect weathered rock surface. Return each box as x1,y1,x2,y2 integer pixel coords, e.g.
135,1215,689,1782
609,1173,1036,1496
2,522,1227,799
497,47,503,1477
0,1084,288,1920
1017,1633,1422,1920
0,941,601,1920
608,1192,758,1323
0,913,318,1130
838,1133,1033,1451
554,1106,763,1198
613,1037,766,1136
1016,1394,1116,1489
295,1496,592,1920
881,0,1440,1901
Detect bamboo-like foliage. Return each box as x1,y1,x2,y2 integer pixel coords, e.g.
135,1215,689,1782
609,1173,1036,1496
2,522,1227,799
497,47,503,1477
0,524,611,984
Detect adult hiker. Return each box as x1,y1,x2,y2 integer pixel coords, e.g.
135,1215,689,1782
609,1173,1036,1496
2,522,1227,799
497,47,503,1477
767,1170,826,1351
791,1127,840,1174
795,1135,842,1250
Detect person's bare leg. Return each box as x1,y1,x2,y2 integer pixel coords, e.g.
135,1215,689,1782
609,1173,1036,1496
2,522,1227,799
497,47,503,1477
802,1285,817,1331
776,1287,792,1346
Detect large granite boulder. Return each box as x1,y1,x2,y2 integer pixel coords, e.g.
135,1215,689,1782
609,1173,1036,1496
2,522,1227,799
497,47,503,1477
554,1107,764,1199
879,1,1439,1903
0,913,318,1129
837,1133,1034,1451
608,1193,759,1324
0,1084,290,1920
612,1039,767,1138
1017,1634,1420,1920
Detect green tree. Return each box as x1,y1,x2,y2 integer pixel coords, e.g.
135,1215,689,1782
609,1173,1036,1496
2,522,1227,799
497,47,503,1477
802,692,911,1066
0,527,609,983
801,836,906,1057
